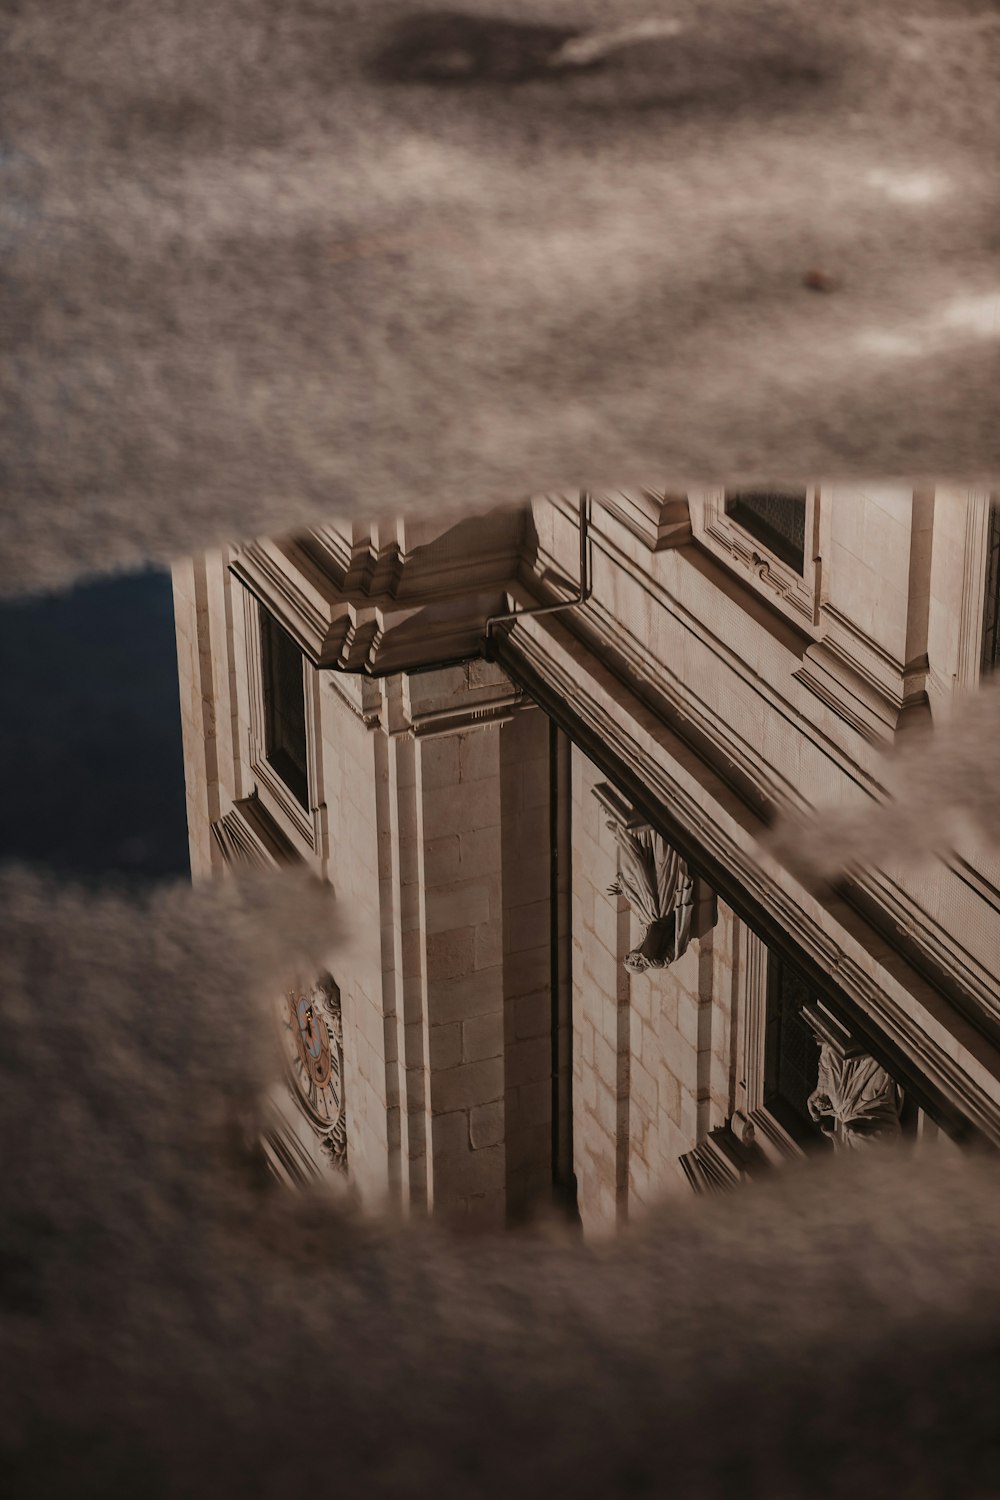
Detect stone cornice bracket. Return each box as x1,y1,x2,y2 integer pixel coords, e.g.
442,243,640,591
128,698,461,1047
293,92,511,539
382,669,527,741
232,511,528,677
318,600,385,672
592,779,634,827
406,692,528,741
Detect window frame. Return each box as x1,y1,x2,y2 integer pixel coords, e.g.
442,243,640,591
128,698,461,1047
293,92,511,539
762,950,829,1150
241,587,321,853
724,491,808,575
732,925,809,1163
259,605,311,811
688,486,821,629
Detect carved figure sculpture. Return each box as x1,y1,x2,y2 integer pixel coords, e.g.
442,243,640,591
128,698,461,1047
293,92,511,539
606,819,695,974
807,1044,903,1150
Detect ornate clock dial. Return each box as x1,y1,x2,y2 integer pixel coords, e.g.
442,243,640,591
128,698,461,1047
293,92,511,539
277,974,347,1167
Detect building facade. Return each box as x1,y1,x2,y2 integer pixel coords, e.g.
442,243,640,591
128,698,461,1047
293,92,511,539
173,489,1000,1232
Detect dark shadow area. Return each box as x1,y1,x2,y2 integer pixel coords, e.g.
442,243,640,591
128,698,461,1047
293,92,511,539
367,10,581,84
366,5,850,123
0,570,189,884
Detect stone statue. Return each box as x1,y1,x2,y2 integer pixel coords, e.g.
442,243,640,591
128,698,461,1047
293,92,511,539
807,1044,903,1150
606,819,695,974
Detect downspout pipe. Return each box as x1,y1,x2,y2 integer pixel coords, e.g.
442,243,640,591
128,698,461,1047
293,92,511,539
483,490,593,659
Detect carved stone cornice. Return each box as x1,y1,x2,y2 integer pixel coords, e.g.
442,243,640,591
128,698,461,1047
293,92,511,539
229,509,529,676
846,865,1000,1035
496,616,1000,1146
575,532,999,1041
793,603,914,744
543,500,887,815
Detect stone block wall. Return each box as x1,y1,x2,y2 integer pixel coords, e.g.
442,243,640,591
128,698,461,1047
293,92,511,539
317,678,390,1208
500,707,552,1223
570,745,739,1234
570,746,626,1236
420,720,507,1225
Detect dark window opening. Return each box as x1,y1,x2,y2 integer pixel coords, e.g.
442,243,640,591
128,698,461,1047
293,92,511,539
260,605,309,811
982,500,1000,675
725,491,807,575
764,952,827,1146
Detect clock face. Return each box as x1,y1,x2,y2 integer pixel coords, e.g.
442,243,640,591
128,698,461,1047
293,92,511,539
278,975,345,1150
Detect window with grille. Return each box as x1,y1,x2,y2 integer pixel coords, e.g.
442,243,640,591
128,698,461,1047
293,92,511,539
259,605,309,811
764,952,826,1144
724,491,807,575
982,501,1000,675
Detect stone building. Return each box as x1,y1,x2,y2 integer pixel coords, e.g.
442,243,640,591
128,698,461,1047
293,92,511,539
172,490,1000,1232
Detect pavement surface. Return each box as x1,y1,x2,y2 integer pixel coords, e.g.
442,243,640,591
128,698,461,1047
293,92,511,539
2,1,998,593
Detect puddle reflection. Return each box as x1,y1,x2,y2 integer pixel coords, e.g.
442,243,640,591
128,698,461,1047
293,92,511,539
0,568,189,885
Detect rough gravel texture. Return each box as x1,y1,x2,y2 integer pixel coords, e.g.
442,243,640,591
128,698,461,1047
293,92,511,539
2,0,999,593
3,869,1000,1500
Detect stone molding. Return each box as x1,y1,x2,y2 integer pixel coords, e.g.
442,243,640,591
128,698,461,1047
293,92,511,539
596,490,692,553
688,487,820,628
956,492,996,689
240,583,321,857
230,508,528,676
679,1125,758,1194
794,602,921,744
496,616,1000,1146
403,691,529,740
524,498,1000,1061
210,792,303,870
731,923,806,1165
847,864,1000,1034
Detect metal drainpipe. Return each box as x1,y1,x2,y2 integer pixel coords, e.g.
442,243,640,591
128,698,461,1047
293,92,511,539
483,490,593,658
